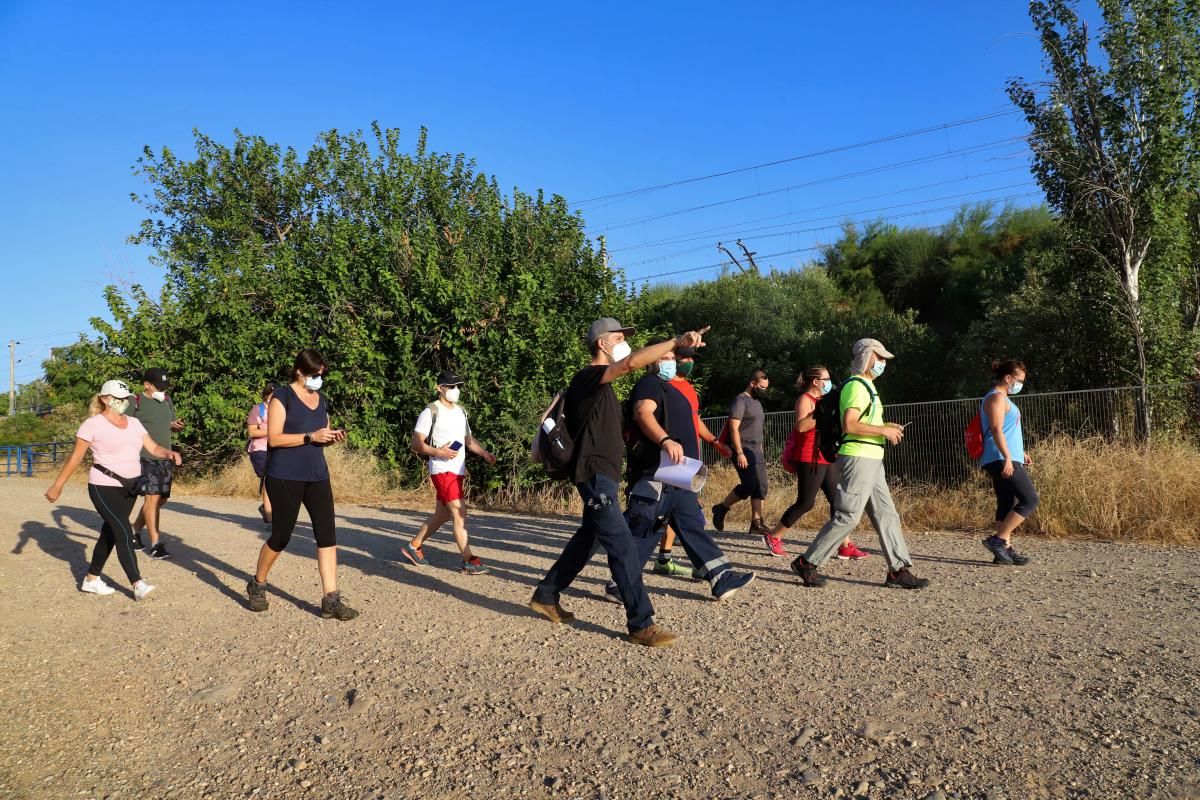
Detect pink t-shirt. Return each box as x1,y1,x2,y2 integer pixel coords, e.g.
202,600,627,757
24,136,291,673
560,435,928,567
246,402,269,453
76,414,148,487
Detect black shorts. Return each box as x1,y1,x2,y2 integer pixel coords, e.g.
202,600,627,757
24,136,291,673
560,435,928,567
249,450,269,479
140,457,174,498
733,451,769,500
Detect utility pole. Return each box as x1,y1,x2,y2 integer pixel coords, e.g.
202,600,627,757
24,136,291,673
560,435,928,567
7,340,16,417
716,242,746,273
735,240,760,273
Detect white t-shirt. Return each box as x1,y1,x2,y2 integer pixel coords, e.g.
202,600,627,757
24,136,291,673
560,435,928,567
414,403,469,476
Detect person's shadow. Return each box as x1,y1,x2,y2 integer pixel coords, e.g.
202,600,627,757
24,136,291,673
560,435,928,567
14,508,111,591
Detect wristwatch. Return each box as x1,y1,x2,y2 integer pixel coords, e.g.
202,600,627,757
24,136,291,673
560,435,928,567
303,432,313,444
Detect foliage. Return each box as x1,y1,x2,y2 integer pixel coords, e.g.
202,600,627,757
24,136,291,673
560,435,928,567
0,403,86,446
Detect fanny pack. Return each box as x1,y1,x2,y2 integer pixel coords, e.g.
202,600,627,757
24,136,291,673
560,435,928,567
92,463,148,496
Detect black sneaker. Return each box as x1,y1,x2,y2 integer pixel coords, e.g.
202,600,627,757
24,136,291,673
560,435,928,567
790,556,826,587
147,543,171,560
1006,545,1031,566
712,503,728,532
884,568,930,590
246,579,269,612
133,532,145,550
983,536,1014,565
602,582,625,605
713,571,756,602
257,504,272,526
321,592,359,621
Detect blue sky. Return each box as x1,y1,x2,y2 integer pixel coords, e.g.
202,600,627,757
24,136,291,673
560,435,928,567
0,1,1050,386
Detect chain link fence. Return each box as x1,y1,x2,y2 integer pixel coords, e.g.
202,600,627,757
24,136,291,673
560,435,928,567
701,382,1200,485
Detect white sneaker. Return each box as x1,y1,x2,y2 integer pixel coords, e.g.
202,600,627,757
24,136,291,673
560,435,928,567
133,581,155,601
80,577,115,596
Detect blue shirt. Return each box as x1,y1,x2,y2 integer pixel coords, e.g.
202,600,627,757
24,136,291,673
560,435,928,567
266,385,331,482
981,390,1024,466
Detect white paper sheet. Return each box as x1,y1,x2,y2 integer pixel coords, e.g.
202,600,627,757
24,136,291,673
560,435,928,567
653,451,708,492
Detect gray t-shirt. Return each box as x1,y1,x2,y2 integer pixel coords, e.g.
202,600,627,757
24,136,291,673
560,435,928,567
729,394,765,455
127,393,177,461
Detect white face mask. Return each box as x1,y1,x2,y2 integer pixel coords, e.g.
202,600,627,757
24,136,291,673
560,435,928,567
1010,380,1024,395
108,397,130,414
304,375,323,391
444,387,461,403
609,340,632,363
151,391,166,402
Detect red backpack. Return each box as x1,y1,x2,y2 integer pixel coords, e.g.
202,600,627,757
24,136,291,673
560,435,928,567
780,429,802,473
964,412,984,461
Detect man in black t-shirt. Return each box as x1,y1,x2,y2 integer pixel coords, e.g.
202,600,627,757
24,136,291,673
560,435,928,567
602,352,755,603
530,318,709,648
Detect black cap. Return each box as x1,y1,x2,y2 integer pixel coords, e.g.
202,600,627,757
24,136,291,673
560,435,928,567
676,347,698,358
143,367,170,391
436,370,465,387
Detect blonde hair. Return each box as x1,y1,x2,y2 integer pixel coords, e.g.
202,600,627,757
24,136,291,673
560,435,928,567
88,394,106,416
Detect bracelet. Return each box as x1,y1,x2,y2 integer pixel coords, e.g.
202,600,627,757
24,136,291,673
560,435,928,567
659,436,672,447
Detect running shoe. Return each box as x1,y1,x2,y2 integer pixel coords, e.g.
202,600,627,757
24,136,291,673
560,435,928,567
147,543,171,560
713,571,756,602
884,568,930,590
460,557,490,576
1006,544,1031,566
246,578,269,612
836,542,871,560
790,556,826,587
982,536,1014,565
80,576,115,596
133,581,156,601
400,543,428,566
762,533,787,557
320,591,359,620
652,558,694,578
257,504,271,525
711,503,729,532
132,532,145,550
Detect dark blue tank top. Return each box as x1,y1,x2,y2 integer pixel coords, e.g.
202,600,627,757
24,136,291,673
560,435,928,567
266,385,330,482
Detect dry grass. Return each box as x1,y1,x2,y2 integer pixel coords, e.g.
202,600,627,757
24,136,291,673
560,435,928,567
178,437,1200,545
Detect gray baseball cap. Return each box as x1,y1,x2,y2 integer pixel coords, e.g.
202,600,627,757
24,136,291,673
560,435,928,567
852,338,895,360
587,317,636,345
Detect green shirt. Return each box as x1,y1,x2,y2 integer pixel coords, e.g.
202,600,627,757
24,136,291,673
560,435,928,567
838,377,885,460
127,393,177,460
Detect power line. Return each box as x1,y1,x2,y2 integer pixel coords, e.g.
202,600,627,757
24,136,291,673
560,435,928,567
589,136,1028,232
573,108,1022,206
12,330,88,342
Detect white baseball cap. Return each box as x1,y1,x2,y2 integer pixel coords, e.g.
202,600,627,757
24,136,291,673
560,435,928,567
99,379,133,398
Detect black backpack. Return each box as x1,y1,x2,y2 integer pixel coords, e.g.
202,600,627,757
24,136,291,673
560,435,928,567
623,379,672,482
814,376,878,463
532,393,574,480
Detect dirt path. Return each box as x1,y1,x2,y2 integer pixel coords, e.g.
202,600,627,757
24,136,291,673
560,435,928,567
1,479,1197,800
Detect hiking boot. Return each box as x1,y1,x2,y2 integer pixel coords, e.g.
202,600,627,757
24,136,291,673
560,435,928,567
603,582,625,605
837,542,871,560
790,556,826,587
627,624,678,648
983,536,1014,565
80,576,115,596
749,518,770,535
713,570,756,602
400,543,428,566
460,557,489,575
711,503,728,532
321,591,359,620
884,568,930,590
762,533,787,557
147,543,171,560
652,558,694,578
133,580,155,601
528,596,576,624
1006,544,1031,566
246,578,269,612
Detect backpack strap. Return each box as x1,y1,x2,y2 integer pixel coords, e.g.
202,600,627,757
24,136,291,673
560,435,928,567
840,377,884,450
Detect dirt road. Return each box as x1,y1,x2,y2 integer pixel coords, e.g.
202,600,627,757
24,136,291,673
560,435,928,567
1,480,1197,799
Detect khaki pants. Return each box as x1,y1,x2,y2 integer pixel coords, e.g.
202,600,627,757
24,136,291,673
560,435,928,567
803,455,913,571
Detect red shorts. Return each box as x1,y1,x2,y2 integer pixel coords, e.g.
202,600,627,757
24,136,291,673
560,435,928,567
430,472,465,504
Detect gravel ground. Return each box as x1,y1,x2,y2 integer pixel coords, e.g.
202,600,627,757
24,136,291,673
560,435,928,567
1,479,1198,800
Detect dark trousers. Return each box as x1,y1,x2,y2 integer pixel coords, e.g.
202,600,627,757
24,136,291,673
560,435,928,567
87,484,142,583
265,477,337,550
533,474,655,632
626,485,733,593
983,461,1040,520
780,461,839,528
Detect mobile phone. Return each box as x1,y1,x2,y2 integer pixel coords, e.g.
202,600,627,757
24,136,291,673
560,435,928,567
900,422,914,429
449,441,463,452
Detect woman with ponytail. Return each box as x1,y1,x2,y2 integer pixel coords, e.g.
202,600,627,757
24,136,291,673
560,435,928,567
980,358,1037,565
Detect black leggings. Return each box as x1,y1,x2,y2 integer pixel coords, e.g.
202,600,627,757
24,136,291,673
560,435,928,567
265,477,337,551
780,461,840,528
983,461,1040,520
87,484,142,584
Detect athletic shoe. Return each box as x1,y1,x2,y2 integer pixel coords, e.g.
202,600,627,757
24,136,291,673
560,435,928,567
983,536,1014,565
1006,544,1031,566
711,503,728,532
627,624,678,648
320,592,359,620
884,568,930,590
528,597,576,624
762,534,787,557
790,556,826,587
80,576,115,596
836,542,871,560
603,582,625,605
132,532,145,550
400,543,428,566
713,570,756,602
652,558,694,578
147,543,171,560
133,581,155,601
460,557,489,575
257,504,271,525
246,579,269,612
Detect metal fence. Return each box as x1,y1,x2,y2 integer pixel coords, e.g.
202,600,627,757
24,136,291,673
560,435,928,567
2,442,70,477
701,382,1200,486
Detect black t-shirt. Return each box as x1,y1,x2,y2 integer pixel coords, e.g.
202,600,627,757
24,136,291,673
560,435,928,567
564,365,624,484
266,385,331,482
627,373,700,481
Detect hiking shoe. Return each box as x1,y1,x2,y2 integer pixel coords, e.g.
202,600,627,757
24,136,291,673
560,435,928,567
1007,544,1031,566
246,579,269,612
400,543,428,566
790,556,826,587
652,558,694,578
528,596,576,624
627,624,678,648
133,581,155,601
80,576,115,596
884,568,930,590
749,518,770,535
603,582,625,605
983,536,1014,565
257,504,272,525
713,571,756,602
147,543,171,560
460,557,489,575
837,542,871,560
132,532,145,549
712,503,728,532
321,591,359,620
762,533,787,557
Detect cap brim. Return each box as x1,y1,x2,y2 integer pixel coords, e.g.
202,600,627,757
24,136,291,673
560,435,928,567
876,347,896,359
108,388,132,398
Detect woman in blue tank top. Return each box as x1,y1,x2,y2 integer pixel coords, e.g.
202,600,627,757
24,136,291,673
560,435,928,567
980,358,1039,566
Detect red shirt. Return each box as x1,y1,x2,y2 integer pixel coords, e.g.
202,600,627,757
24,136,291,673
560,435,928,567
669,377,703,450
795,391,831,465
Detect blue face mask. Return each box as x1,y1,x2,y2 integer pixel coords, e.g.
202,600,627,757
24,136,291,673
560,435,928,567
657,360,677,382
1010,381,1024,395
870,361,886,378
820,380,833,395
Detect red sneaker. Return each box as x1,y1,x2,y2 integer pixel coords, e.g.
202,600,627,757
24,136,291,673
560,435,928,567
837,542,870,560
762,533,787,557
